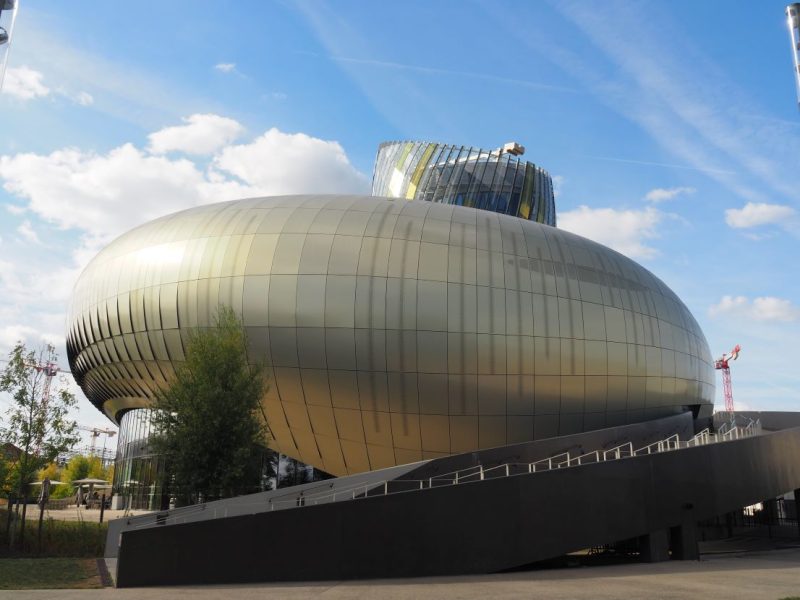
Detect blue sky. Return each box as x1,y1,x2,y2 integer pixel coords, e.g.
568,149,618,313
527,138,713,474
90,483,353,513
0,0,798,434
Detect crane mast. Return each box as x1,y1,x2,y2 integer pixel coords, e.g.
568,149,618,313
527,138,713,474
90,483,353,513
714,344,741,414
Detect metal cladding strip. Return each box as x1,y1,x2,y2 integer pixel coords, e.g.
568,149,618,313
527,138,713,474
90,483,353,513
114,426,800,587
68,195,715,477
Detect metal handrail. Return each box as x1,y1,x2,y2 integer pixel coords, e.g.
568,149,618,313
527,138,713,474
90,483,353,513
603,442,634,460
131,420,764,525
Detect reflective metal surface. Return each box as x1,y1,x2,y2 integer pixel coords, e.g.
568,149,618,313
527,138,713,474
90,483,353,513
372,141,556,226
67,195,714,476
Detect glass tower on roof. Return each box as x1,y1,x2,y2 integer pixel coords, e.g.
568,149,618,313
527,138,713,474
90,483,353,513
372,140,556,226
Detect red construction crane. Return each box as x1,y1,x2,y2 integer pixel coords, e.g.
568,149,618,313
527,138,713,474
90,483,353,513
714,344,741,413
25,359,63,456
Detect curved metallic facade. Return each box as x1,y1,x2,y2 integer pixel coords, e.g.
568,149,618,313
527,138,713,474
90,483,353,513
372,141,557,226
67,194,714,477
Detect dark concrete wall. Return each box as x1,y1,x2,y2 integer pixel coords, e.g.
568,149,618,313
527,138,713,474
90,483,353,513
116,426,800,587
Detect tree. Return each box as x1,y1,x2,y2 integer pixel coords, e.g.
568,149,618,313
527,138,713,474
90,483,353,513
61,455,90,483
0,343,79,500
151,306,268,505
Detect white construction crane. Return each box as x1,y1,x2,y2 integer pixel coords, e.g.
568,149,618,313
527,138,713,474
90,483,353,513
78,425,117,457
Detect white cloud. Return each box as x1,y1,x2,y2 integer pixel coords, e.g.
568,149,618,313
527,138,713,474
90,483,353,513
75,91,94,106
552,175,564,198
16,220,41,245
709,296,800,322
0,143,243,246
2,66,50,100
644,186,695,203
214,63,237,73
558,205,662,259
213,128,369,195
724,202,796,229
0,116,368,248
148,113,246,155
5,204,26,215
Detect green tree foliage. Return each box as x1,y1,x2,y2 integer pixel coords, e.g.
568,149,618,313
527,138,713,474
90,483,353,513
61,456,90,484
151,307,268,504
37,456,113,500
0,343,79,500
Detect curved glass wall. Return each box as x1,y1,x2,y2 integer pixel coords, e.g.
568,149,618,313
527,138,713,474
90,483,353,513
112,409,166,510
372,141,557,226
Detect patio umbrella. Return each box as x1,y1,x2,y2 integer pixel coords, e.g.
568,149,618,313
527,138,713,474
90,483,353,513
72,478,110,504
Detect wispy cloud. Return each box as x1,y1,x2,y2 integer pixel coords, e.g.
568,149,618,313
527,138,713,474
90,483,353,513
9,13,221,127
584,155,734,176
486,1,800,210
309,52,579,94
644,186,696,203
214,63,237,73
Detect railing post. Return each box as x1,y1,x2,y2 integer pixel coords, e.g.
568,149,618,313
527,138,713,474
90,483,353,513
505,464,510,477
384,481,388,495
455,472,459,485
480,466,485,480
428,477,432,489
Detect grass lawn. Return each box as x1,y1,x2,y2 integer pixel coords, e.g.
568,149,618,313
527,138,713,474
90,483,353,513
0,558,104,589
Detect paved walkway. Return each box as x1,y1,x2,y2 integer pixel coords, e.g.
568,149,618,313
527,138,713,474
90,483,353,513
3,547,800,599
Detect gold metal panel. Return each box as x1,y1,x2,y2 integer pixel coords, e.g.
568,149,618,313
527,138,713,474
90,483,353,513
417,242,448,282
68,195,714,477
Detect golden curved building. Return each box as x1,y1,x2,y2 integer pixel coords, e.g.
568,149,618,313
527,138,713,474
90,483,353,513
67,194,714,505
